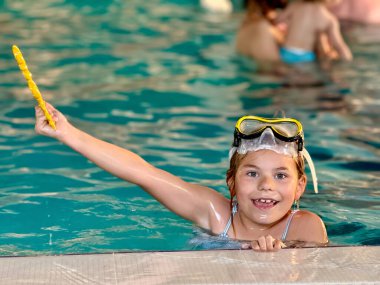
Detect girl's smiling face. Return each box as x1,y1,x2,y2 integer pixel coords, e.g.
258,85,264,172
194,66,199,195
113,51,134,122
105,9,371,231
233,150,306,226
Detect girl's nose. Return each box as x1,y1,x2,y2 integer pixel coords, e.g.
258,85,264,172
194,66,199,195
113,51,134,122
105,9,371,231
258,175,274,191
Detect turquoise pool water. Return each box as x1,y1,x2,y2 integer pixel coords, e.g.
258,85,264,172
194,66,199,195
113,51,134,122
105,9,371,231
0,1,379,256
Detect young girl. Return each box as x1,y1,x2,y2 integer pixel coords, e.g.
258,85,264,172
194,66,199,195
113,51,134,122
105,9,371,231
35,103,328,252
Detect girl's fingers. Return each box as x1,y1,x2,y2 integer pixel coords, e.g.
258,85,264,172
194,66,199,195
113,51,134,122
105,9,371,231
36,102,62,123
265,235,275,251
35,106,48,126
35,105,44,117
274,240,286,251
44,101,56,112
257,236,267,251
250,235,285,252
44,102,60,121
47,106,59,120
34,104,60,136
250,240,260,251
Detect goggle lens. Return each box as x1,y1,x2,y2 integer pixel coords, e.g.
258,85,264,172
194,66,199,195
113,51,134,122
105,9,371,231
271,121,300,137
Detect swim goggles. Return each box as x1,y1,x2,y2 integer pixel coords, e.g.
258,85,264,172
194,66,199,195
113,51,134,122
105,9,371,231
233,116,304,152
229,116,319,193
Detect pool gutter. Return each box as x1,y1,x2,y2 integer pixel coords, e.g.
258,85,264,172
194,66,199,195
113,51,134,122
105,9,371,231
0,246,379,284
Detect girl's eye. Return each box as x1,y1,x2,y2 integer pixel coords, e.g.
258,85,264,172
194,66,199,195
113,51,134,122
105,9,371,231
247,171,258,177
275,173,287,179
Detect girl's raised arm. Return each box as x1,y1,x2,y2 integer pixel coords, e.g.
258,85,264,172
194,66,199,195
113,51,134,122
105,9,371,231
35,103,228,230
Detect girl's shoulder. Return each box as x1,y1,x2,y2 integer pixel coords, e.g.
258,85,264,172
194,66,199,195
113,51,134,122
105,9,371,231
293,210,325,229
194,187,231,233
291,210,328,243
295,209,323,220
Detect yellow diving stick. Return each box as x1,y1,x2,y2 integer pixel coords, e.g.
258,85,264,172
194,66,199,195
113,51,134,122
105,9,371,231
12,45,56,130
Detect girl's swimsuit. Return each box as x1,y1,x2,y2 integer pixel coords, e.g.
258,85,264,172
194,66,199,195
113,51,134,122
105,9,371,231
219,201,299,241
189,202,299,250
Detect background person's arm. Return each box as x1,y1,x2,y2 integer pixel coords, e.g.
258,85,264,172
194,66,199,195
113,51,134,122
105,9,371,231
326,17,353,60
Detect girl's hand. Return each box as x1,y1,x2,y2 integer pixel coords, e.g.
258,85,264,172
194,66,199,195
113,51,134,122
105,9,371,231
34,102,71,141
242,235,286,252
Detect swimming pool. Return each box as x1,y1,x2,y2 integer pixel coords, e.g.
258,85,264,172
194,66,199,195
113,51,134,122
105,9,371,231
0,0,379,256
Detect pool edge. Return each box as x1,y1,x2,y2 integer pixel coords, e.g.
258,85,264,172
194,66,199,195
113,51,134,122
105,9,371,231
1,246,379,284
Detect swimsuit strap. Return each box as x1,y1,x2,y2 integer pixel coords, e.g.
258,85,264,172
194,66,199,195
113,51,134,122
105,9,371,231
281,209,299,241
219,201,238,238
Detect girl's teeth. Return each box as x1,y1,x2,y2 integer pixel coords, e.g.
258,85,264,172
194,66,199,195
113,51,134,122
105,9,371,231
259,199,273,203
252,198,277,209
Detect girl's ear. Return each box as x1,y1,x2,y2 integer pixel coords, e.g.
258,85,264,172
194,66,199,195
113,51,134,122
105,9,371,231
227,176,234,191
295,174,306,200
226,176,237,199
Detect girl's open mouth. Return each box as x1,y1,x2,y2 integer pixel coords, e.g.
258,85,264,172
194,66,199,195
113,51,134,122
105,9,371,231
252,198,279,210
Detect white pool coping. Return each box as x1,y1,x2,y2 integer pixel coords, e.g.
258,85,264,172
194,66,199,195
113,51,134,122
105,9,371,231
0,246,379,284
